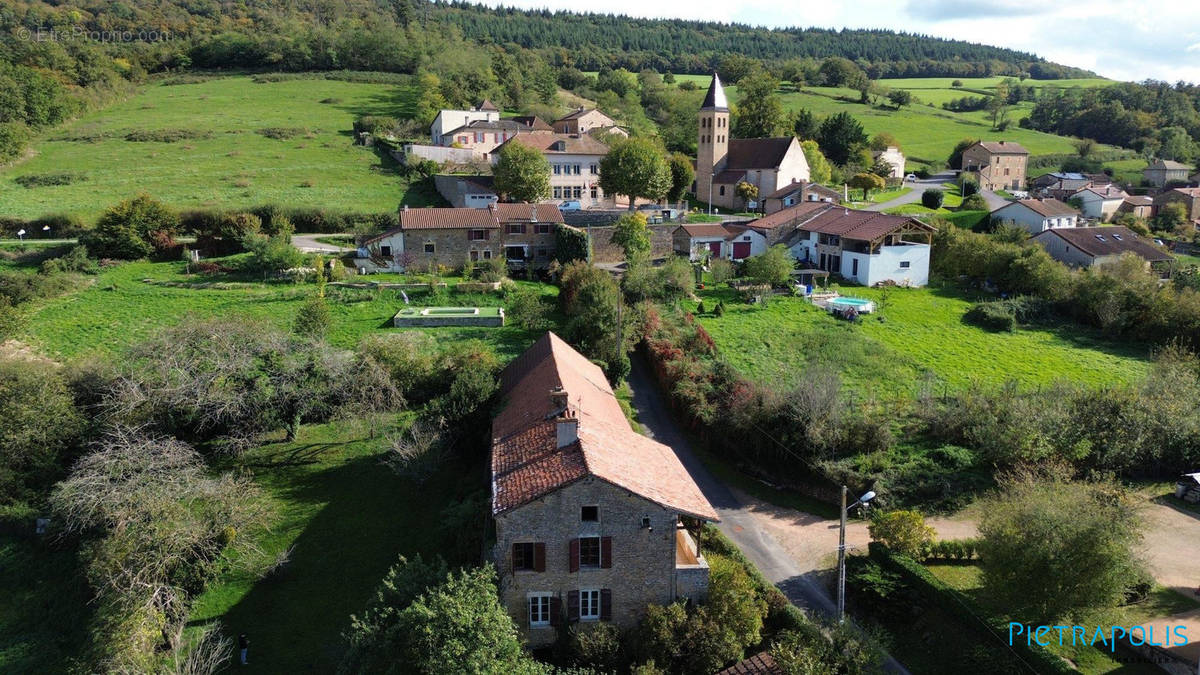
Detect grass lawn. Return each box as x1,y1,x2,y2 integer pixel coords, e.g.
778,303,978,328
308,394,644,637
0,76,440,221
0,535,93,672
186,419,488,673
848,186,912,208
692,283,1150,398
925,562,1190,674
11,255,559,360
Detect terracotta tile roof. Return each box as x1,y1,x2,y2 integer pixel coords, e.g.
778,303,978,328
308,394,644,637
792,206,935,242
675,224,746,239
725,137,797,171
764,181,807,199
716,652,782,675
492,203,564,223
478,99,499,111
397,207,499,230
973,140,1029,155
500,131,610,155
744,201,831,230
1035,226,1170,262
510,115,553,131
995,198,1079,218
443,118,541,136
492,333,719,521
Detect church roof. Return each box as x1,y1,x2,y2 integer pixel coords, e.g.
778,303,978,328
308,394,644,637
701,73,729,111
725,137,796,171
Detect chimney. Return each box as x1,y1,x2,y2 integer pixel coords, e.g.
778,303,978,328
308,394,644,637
556,409,579,448
549,386,568,410
402,205,409,212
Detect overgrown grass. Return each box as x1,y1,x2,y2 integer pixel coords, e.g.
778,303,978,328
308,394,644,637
15,256,559,360
0,535,93,672
0,76,440,221
691,282,1150,398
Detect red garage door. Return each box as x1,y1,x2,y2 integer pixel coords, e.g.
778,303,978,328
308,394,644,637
732,242,751,259
708,241,722,256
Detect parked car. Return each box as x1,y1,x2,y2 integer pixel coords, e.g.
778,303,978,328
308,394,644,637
559,200,582,211
904,173,918,182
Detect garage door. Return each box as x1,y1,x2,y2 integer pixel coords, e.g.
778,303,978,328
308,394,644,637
732,242,751,259
708,242,722,256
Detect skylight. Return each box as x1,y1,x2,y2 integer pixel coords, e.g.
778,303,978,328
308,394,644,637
1112,234,1123,241
1095,235,1106,242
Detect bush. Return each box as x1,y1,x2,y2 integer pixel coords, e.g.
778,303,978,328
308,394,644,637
959,194,988,211
914,167,931,179
241,232,304,273
963,301,1015,331
554,223,591,264
257,127,308,140
293,295,331,339
14,172,85,188
564,623,624,671
81,194,179,260
868,510,934,558
506,286,552,331
709,258,734,283
743,244,794,286
124,128,212,142
40,245,98,275
921,188,945,209
0,357,85,505
960,179,979,197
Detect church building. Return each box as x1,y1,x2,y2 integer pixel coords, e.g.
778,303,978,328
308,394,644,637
692,74,810,211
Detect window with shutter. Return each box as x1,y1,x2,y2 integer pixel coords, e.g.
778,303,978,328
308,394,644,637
579,589,601,621
569,538,580,572
567,590,580,622
534,543,546,572
512,542,535,571
578,536,601,568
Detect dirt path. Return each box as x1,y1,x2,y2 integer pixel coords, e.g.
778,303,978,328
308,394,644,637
1139,502,1200,663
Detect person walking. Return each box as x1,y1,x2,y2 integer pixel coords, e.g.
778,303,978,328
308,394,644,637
238,633,249,666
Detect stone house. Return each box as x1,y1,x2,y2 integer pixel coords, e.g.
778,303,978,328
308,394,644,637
1116,196,1154,219
430,100,500,146
1030,226,1171,271
1143,159,1192,188
961,141,1029,191
1071,185,1129,221
871,146,906,180
355,203,563,273
671,223,765,261
553,108,625,137
494,131,613,207
1030,172,1112,201
692,74,810,211
1154,187,1200,223
762,181,842,214
491,333,718,646
438,117,552,158
990,198,1080,234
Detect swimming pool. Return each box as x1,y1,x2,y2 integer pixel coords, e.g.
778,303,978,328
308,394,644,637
828,297,875,313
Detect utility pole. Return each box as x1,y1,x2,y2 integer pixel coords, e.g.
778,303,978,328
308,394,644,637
838,485,847,623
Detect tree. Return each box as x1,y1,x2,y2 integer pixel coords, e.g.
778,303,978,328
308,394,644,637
293,295,332,339
978,478,1146,621
986,90,1009,130
921,189,944,209
816,112,868,165
869,133,900,152
848,172,885,200
610,212,652,260
1154,202,1188,232
818,57,867,88
732,69,786,138
743,245,794,286
960,194,989,211
559,261,633,380
800,140,832,184
793,108,818,141
947,138,979,170
81,194,180,260
599,137,671,209
1072,138,1096,159
869,157,894,178
1158,126,1197,163
735,181,759,210
493,142,551,203
0,357,84,505
667,153,695,203
868,510,934,557
887,89,912,108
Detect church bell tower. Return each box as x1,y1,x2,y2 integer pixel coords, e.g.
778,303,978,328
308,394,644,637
696,73,730,204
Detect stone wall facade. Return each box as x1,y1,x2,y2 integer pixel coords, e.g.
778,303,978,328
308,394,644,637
493,478,707,647
357,224,557,273
963,145,1028,191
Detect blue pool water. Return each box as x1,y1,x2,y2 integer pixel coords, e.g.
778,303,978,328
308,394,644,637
830,297,871,307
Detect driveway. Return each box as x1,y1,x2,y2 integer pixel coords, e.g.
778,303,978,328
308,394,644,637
626,356,911,674
292,233,353,253
978,188,1010,211
864,171,956,212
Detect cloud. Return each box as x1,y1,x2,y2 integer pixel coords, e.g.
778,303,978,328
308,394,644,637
903,0,1054,21
1187,42,1200,53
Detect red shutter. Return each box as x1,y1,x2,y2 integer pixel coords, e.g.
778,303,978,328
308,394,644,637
549,596,562,626
568,538,579,573
600,536,612,569
534,543,546,572
600,589,612,621
567,590,580,622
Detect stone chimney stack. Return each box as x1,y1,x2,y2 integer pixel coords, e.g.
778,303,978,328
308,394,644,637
556,409,578,448
549,385,568,410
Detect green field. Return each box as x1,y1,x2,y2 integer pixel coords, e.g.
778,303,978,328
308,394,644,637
692,283,1150,397
0,76,438,221
9,255,556,360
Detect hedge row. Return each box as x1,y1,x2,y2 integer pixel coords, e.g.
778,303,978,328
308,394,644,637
867,542,1073,674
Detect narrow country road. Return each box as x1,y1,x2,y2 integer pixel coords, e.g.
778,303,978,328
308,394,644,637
863,171,955,212
626,356,912,674
292,233,354,253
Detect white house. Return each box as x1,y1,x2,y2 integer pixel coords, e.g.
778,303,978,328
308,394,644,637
1030,226,1172,271
493,131,612,207
429,100,500,146
871,146,906,179
989,198,1080,234
1071,185,1128,222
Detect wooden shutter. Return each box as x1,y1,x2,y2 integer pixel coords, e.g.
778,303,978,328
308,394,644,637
568,538,579,573
600,536,612,569
534,543,546,572
510,543,518,574
549,596,562,626
600,589,612,621
567,590,580,622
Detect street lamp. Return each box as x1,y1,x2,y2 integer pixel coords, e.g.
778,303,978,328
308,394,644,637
837,486,876,624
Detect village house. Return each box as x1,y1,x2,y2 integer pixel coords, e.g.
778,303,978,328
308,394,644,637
692,74,810,211
438,117,552,157
1030,171,1112,201
990,198,1080,234
552,108,626,138
1143,159,1192,188
432,174,499,208
1153,187,1200,224
671,223,765,261
1030,226,1171,271
1116,195,1154,220
355,203,563,272
491,333,718,646
762,181,842,214
494,131,612,207
429,100,500,146
871,146,906,180
1071,185,1129,222
961,140,1029,191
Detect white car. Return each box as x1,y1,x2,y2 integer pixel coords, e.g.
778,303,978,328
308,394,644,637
904,173,918,182
559,200,582,211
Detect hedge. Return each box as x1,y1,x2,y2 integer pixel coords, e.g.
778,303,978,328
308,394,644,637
554,223,590,264
867,542,1073,674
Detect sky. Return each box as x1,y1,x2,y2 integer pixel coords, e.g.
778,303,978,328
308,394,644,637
475,0,1200,83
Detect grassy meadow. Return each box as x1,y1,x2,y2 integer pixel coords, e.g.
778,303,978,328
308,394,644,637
0,76,438,221
692,283,1151,398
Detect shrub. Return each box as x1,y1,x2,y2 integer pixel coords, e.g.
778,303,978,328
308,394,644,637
476,257,507,283
257,127,308,140
0,356,85,505
293,295,331,339
960,179,979,197
40,245,98,275
505,286,552,331
124,128,212,142
564,623,624,671
709,257,734,283
14,172,85,188
81,194,179,260
554,223,591,264
0,297,22,341
921,188,944,209
241,232,303,273
743,244,794,286
713,300,725,317
868,510,935,558
960,194,988,211
914,167,931,179
963,301,1015,331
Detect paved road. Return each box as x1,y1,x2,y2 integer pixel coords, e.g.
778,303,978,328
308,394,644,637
292,233,354,253
978,188,1010,211
864,172,956,212
625,356,911,674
